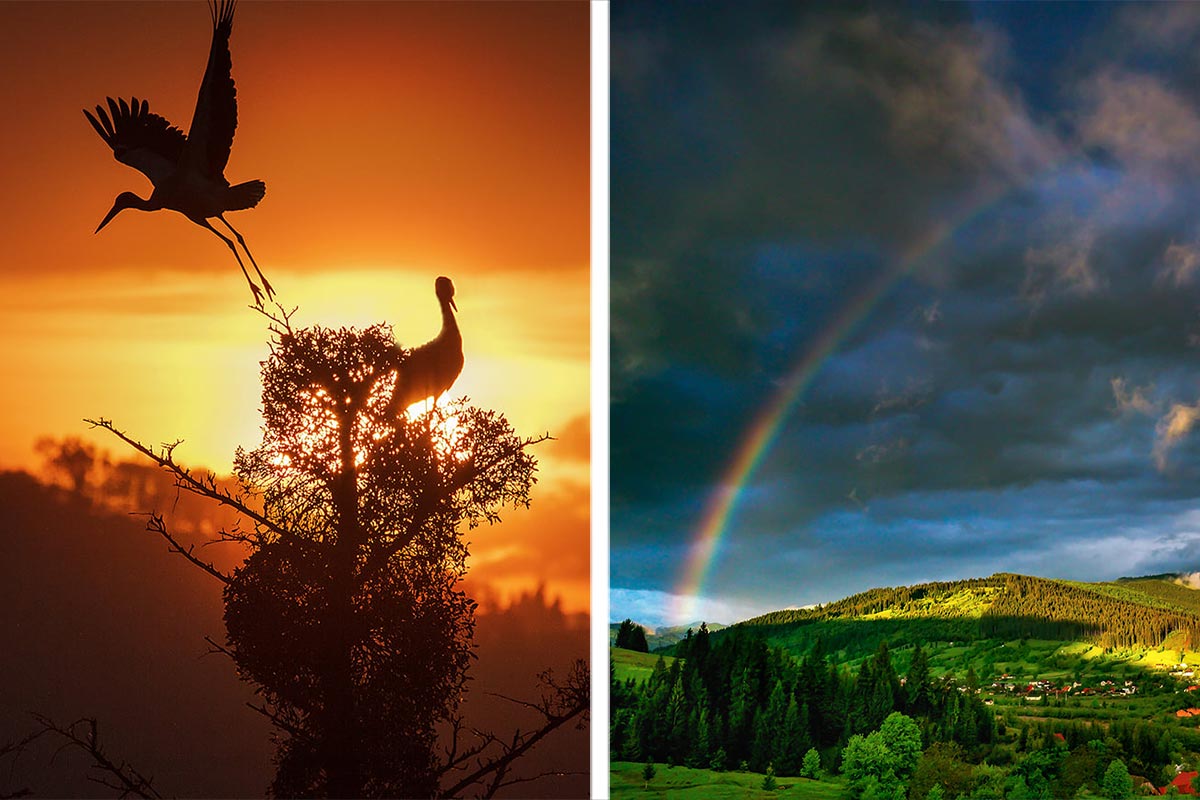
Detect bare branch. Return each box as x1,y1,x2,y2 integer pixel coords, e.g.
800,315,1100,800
31,715,162,800
209,524,254,546
440,726,497,775
202,635,236,661
85,418,314,558
252,301,298,338
0,728,52,799
362,434,552,581
0,729,46,761
437,659,589,799
245,703,310,742
493,769,588,792
139,513,231,584
442,714,466,770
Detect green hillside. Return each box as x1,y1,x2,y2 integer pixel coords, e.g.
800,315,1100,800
1115,577,1200,615
612,647,675,683
613,572,1200,800
730,572,1200,662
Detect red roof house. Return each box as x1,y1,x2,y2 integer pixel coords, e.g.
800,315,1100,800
1161,771,1199,795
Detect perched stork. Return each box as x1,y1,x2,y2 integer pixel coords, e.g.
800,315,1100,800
390,277,464,417
84,0,273,305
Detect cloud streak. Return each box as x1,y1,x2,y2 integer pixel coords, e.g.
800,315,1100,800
1111,377,1157,416
1155,402,1200,472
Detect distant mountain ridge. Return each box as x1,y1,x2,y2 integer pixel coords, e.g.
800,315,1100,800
608,620,727,651
727,572,1200,658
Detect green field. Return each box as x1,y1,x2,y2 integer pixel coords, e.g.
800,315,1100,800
914,637,1196,682
611,762,847,799
612,647,676,683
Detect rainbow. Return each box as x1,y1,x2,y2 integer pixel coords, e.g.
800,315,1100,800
672,187,1010,624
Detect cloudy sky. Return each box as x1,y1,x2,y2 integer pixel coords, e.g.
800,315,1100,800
611,1,1200,627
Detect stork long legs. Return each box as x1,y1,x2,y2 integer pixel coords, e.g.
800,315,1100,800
217,214,274,300
198,218,265,306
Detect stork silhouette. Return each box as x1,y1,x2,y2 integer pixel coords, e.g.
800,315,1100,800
84,0,273,305
390,277,464,418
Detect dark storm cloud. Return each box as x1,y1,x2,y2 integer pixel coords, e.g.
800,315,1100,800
612,1,1056,498
611,1,1200,624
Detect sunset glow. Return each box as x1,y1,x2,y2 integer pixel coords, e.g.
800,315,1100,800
0,1,589,613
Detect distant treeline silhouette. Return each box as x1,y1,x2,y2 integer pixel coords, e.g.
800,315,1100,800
34,435,243,542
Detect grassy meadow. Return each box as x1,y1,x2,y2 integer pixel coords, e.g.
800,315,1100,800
610,762,846,799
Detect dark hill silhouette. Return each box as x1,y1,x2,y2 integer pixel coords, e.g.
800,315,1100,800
468,586,589,798
0,469,271,796
0,468,588,797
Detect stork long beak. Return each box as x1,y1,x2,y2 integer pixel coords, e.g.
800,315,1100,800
95,203,123,234
450,298,458,312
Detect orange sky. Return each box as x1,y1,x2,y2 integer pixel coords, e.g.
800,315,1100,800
0,1,589,611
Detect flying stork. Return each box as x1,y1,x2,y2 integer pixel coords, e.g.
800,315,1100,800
84,0,273,305
389,277,464,418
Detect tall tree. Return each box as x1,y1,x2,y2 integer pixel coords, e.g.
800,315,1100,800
629,623,650,653
776,695,807,776
841,712,922,799
1101,758,1133,800
91,316,587,798
615,618,650,652
907,644,932,716
35,436,101,497
727,667,757,763
615,619,636,649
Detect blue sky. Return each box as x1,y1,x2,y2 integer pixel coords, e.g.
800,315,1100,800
611,1,1200,627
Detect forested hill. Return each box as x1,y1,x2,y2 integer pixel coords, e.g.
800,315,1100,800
734,572,1200,655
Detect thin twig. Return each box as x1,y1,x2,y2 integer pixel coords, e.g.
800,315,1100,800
30,715,162,800
202,635,236,661
362,434,552,581
0,728,51,799
244,702,314,746
493,769,588,792
86,418,313,558
252,301,298,338
139,513,231,584
438,660,589,799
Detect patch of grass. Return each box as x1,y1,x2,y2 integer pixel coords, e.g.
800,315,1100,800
610,762,846,799
612,647,676,684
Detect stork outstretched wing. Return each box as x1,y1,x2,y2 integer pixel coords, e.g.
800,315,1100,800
83,96,187,186
185,0,239,181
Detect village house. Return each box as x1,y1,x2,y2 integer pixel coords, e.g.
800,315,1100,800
1160,770,1199,795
